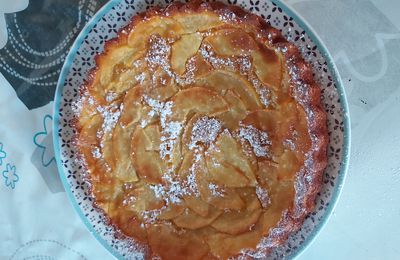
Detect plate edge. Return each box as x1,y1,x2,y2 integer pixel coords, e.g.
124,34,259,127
271,1,351,259
52,1,352,259
52,0,125,259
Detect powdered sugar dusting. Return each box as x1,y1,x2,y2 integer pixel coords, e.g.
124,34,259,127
257,87,271,107
72,94,95,115
121,195,136,207
135,72,146,85
199,44,272,110
150,176,183,205
141,208,163,224
283,139,296,150
256,185,270,208
238,124,271,157
144,96,182,161
200,44,235,69
219,11,237,23
91,147,102,159
145,35,171,69
238,211,293,259
208,183,225,197
237,56,252,74
187,166,200,196
72,98,84,115
189,116,222,149
145,34,196,86
105,91,118,102
144,148,205,213
249,73,271,107
159,121,183,160
96,104,121,134
148,167,200,209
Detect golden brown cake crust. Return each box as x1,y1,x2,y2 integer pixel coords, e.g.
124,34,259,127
74,0,328,258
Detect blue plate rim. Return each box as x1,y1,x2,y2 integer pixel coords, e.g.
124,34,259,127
271,0,351,259
53,0,125,259
53,1,351,259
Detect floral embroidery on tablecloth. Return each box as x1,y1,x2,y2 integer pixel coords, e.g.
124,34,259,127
2,163,18,189
0,142,6,166
33,114,55,167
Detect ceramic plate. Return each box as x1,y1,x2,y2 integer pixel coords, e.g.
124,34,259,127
53,0,350,258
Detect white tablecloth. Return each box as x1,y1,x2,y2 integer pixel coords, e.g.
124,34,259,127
1,0,399,259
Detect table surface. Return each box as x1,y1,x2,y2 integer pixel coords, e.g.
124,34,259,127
1,0,399,259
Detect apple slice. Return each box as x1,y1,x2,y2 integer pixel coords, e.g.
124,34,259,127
241,109,284,156
210,209,262,235
91,173,125,214
241,109,279,133
176,152,209,215
208,131,257,186
181,114,202,154
128,17,184,51
181,114,222,155
119,86,143,128
279,102,311,157
147,84,179,102
125,184,164,213
170,87,229,122
197,175,245,211
237,187,262,211
100,131,114,171
171,32,203,74
111,209,148,242
202,188,245,211
207,229,262,259
205,157,249,188
252,47,282,89
147,66,176,89
116,66,148,87
275,149,300,181
208,204,291,258
105,80,136,96
98,45,135,86
77,96,98,127
207,206,283,259
182,150,245,210
131,126,166,184
161,133,183,173
112,124,138,182
216,90,247,131
257,162,295,213
78,114,103,173
204,28,258,56
187,53,213,79
256,160,279,187
176,149,195,178
142,124,162,152
147,223,209,260
183,196,210,217
174,13,224,33
79,114,102,147
196,70,262,110
157,203,185,220
173,207,222,230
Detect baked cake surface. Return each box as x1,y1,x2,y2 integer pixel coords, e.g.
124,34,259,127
74,1,328,259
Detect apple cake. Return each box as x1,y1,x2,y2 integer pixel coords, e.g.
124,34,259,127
74,0,328,259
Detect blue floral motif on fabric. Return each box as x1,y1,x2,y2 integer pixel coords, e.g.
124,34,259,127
2,163,18,189
33,114,55,167
0,142,6,166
